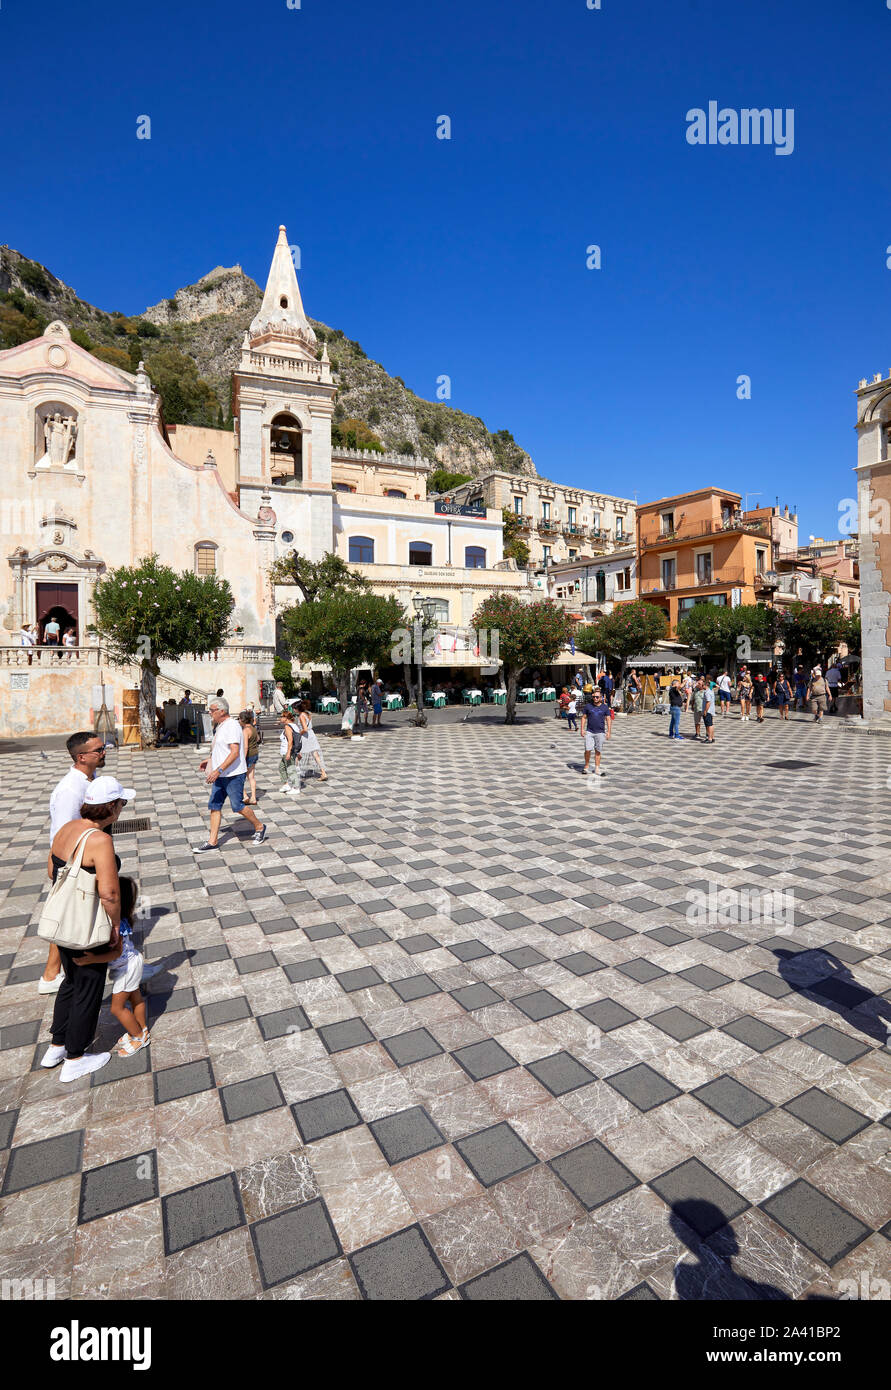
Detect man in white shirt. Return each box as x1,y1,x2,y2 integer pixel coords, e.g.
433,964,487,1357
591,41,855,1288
272,681,289,714
717,670,732,718
194,698,267,852
41,732,108,993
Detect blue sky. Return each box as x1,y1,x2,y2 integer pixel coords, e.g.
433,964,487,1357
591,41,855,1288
3,0,887,538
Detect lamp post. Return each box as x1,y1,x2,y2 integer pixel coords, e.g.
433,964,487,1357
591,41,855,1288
412,595,436,727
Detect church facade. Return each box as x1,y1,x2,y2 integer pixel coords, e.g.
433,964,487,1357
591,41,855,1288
0,227,526,738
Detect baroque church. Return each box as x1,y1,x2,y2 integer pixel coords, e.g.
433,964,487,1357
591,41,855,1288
0,227,522,737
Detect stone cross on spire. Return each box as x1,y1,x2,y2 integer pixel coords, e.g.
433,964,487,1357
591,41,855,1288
249,225,316,347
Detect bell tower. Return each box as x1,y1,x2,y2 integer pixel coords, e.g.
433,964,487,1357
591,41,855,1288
233,226,335,559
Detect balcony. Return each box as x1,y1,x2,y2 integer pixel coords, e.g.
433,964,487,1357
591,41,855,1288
538,519,561,536
640,517,769,550
640,568,747,595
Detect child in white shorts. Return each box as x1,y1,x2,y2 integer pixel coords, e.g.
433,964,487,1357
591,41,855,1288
109,877,149,1057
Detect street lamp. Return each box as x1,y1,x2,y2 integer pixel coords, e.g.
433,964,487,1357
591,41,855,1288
411,595,436,727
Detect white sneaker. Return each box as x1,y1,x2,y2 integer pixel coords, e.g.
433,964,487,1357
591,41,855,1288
38,972,64,994
59,1052,111,1083
41,1043,66,1068
594,769,605,776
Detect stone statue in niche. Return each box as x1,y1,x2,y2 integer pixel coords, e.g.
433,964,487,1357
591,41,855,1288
36,413,78,468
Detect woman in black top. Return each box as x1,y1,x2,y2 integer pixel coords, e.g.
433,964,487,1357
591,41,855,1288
750,673,768,723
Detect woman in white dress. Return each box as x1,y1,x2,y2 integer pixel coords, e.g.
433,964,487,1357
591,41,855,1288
296,700,328,780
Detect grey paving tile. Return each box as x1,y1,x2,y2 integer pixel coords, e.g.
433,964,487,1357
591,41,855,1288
448,940,493,962
782,1088,871,1145
607,1064,682,1113
0,1110,18,1150
304,922,343,941
153,1059,215,1105
501,946,548,969
720,1017,787,1053
1,1128,84,1195
676,965,732,991
541,916,587,936
513,990,567,1022
556,951,605,976
649,1158,749,1237
350,1224,450,1300
220,1072,286,1124
455,1122,538,1187
616,958,667,984
79,1150,158,1223
284,958,329,983
452,1041,518,1082
0,1020,41,1051
760,1180,871,1267
350,928,390,948
526,1051,597,1096
741,971,793,999
799,1025,871,1065
292,1088,363,1144
336,966,385,993
398,933,440,954
162,1172,245,1254
317,1018,375,1054
648,1007,710,1042
460,1252,557,1300
369,1106,446,1164
451,984,503,1012
692,1076,773,1128
578,999,637,1032
381,1028,443,1068
201,997,252,1029
550,1138,639,1211
251,1198,342,1288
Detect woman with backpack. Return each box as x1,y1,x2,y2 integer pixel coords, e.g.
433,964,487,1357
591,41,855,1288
278,709,302,797
737,669,753,721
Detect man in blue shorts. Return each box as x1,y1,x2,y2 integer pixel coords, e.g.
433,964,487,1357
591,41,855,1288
580,685,612,776
194,698,267,852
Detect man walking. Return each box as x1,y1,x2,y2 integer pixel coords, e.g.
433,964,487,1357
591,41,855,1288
701,677,717,744
580,685,612,776
194,698,266,852
598,668,615,709
825,662,841,713
806,668,829,725
272,681,289,715
717,669,732,717
668,678,684,740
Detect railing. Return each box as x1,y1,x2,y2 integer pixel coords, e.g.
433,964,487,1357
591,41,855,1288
640,518,769,549
0,643,274,670
333,446,423,466
639,568,747,594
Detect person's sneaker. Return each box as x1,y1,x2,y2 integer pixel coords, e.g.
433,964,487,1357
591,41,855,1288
41,1043,66,1068
59,1052,110,1083
193,841,220,853
594,769,605,777
581,768,589,775
252,826,267,844
38,972,64,994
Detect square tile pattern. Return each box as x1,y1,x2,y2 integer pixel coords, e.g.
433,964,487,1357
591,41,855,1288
1,718,889,1299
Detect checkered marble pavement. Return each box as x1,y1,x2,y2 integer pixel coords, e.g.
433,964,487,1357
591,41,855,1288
0,708,889,1301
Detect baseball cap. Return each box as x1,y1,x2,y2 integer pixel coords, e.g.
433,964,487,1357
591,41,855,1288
82,775,135,805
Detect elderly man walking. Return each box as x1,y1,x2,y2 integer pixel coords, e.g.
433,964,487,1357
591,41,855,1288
272,681,289,715
194,698,267,852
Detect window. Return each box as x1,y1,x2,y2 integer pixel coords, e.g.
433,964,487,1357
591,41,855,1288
595,570,606,603
568,549,578,560
755,548,766,576
429,599,449,622
542,546,551,567
592,512,600,531
661,511,675,536
615,517,623,539
349,536,374,564
542,501,550,522
662,557,676,589
514,496,523,514
568,506,577,526
385,489,406,499
696,553,712,584
281,530,294,544
409,541,433,566
195,543,217,576
616,567,631,592
270,412,302,484
465,546,486,569
333,481,355,492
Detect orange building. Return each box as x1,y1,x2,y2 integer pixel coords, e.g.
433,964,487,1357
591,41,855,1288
636,488,774,635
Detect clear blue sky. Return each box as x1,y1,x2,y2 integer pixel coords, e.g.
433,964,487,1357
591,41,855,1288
3,0,888,538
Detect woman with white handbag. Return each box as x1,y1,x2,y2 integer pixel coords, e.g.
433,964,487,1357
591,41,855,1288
39,775,132,1082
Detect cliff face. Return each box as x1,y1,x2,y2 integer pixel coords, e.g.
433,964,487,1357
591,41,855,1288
0,246,537,478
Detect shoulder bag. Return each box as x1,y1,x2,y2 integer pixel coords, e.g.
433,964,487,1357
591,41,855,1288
37,829,114,951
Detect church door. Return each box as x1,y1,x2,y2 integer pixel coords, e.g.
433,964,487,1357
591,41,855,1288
35,582,79,642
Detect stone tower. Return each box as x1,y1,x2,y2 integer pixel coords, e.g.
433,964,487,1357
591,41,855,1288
233,226,335,560
855,370,891,721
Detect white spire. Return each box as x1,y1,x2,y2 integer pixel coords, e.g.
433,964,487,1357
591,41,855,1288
249,225,316,345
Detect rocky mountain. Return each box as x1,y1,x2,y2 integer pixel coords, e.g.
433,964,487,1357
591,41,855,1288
0,246,537,478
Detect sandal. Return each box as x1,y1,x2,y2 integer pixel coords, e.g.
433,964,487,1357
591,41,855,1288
116,1028,150,1058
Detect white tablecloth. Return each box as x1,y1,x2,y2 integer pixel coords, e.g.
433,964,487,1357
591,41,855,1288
463,689,482,697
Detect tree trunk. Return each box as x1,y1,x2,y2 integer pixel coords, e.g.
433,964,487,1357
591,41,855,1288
334,670,351,729
139,661,158,749
504,668,518,724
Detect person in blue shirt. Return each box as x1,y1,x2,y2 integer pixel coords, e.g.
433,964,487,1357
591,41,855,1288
579,685,612,776
598,669,615,707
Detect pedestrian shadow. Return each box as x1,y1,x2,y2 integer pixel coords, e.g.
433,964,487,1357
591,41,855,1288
669,1202,793,1300
772,948,891,1046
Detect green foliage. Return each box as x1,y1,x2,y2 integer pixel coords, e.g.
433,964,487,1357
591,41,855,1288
471,595,572,722
845,612,861,654
268,549,370,600
367,405,381,426
70,327,94,351
675,603,729,656
580,601,667,670
133,318,161,338
501,508,530,566
89,554,234,667
676,602,779,663
781,602,849,668
93,343,133,372
331,417,384,452
17,259,52,296
428,468,472,495
419,415,445,444
272,655,296,697
144,346,219,426
279,589,405,681
0,303,47,349
396,439,415,456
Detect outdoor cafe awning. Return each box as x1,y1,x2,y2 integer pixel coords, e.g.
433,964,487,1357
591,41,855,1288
626,652,696,668
551,647,598,666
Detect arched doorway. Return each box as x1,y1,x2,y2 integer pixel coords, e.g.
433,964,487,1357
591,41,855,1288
270,412,303,485
35,583,78,645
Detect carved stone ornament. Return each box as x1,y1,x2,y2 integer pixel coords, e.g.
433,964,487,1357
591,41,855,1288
46,555,68,573
53,529,65,545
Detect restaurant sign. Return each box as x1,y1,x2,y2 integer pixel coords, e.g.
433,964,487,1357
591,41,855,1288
434,501,485,517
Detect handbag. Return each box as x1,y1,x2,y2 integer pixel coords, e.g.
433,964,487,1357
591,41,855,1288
37,828,114,951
